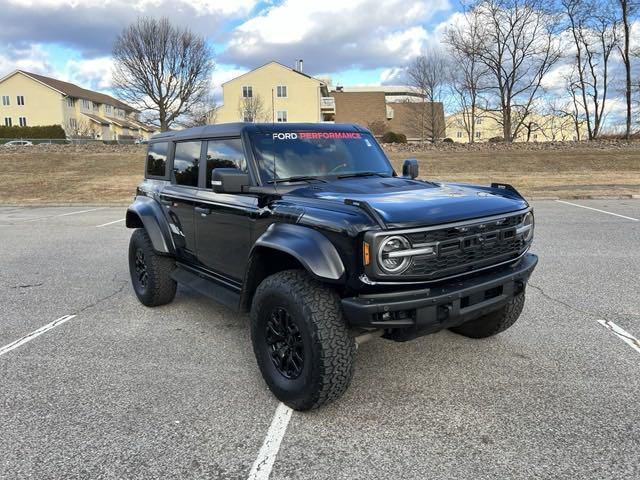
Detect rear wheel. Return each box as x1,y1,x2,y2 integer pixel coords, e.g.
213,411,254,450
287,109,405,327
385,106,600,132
450,292,525,338
128,228,177,307
250,270,355,411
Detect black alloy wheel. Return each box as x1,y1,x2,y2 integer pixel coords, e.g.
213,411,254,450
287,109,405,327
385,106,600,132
265,307,305,379
134,248,148,291
128,228,177,307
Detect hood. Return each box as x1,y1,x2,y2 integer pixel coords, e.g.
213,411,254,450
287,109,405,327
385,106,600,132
287,176,529,228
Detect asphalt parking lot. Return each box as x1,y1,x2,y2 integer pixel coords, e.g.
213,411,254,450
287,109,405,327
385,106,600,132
1,199,638,480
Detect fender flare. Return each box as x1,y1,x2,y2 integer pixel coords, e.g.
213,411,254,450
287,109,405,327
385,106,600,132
126,196,175,255
251,223,345,281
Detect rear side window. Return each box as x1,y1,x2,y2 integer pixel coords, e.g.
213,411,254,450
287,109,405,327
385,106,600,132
146,142,168,178
173,141,201,187
205,138,247,188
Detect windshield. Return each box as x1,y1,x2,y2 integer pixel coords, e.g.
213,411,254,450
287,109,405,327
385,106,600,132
250,131,394,183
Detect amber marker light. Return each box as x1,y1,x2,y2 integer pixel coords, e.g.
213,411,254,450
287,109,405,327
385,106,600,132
363,241,371,266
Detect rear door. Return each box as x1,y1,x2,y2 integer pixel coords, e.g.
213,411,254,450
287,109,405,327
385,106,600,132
160,140,203,262
194,137,257,282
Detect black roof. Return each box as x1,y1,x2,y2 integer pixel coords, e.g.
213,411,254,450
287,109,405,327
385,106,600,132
150,122,369,142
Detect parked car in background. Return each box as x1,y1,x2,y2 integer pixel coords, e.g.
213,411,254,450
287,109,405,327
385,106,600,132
3,140,34,146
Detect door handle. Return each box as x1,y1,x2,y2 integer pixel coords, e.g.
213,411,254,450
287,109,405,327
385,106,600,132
195,206,211,216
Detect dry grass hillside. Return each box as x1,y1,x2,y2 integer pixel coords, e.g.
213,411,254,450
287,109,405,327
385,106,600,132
0,142,638,204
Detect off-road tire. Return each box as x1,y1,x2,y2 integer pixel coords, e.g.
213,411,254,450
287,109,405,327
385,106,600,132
250,270,356,411
128,228,177,307
450,292,525,339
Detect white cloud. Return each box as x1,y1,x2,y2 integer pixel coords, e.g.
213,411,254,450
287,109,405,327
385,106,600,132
220,0,451,72
0,45,53,77
0,0,260,57
209,65,248,99
64,57,115,90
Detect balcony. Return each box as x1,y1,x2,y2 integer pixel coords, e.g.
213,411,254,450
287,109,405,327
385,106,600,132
320,97,335,112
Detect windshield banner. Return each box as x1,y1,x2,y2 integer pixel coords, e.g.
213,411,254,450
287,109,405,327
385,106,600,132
272,132,362,140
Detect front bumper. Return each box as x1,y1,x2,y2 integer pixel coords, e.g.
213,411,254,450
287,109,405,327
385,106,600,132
341,253,538,341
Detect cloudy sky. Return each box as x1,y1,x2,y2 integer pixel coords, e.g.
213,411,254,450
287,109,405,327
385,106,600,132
0,0,455,97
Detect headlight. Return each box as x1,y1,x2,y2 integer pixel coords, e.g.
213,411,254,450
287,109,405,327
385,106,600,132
517,212,534,242
377,235,411,274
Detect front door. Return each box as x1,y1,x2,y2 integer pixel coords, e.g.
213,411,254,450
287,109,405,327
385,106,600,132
161,140,202,262
194,138,256,281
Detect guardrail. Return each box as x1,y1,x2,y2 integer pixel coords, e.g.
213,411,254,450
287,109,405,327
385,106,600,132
0,138,139,145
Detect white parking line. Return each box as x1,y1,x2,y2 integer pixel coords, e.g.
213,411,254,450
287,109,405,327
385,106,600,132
556,200,639,221
247,402,293,480
96,218,125,228
597,320,640,354
0,315,77,357
19,207,106,223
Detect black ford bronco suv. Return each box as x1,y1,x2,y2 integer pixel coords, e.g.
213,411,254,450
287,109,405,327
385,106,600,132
126,123,537,410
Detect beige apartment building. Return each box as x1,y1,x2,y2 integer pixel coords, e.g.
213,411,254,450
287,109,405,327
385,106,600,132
0,70,156,140
447,109,587,143
215,61,335,123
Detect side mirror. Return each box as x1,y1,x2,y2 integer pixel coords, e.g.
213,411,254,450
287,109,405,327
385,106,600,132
402,158,419,179
211,168,250,194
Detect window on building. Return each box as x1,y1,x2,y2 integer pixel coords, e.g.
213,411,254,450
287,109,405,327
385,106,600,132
82,99,91,109
205,138,247,188
476,118,482,125
173,141,201,187
475,131,482,138
533,134,538,141
243,110,254,123
146,142,169,178
18,117,27,127
2,95,9,106
69,118,77,129
456,131,463,138
242,86,253,98
276,85,287,98
93,102,99,111
66,97,75,107
4,117,11,127
17,95,24,106
276,110,287,122
105,105,112,114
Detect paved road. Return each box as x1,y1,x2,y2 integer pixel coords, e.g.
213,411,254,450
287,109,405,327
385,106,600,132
0,200,638,479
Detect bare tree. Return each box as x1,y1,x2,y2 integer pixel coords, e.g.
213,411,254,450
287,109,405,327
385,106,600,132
238,94,270,123
468,0,562,142
64,119,100,139
180,94,218,128
406,49,449,143
562,0,619,140
444,9,490,143
112,17,214,131
367,120,388,136
615,0,638,140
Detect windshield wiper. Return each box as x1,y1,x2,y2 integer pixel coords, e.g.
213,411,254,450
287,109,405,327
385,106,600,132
267,176,328,184
336,171,390,179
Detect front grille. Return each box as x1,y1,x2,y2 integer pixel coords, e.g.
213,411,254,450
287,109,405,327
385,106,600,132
400,212,529,280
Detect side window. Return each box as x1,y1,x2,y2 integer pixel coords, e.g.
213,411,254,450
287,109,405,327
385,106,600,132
205,138,247,188
146,142,168,178
173,141,201,187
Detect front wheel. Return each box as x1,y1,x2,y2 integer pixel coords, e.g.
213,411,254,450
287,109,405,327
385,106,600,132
250,270,356,411
450,292,526,338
